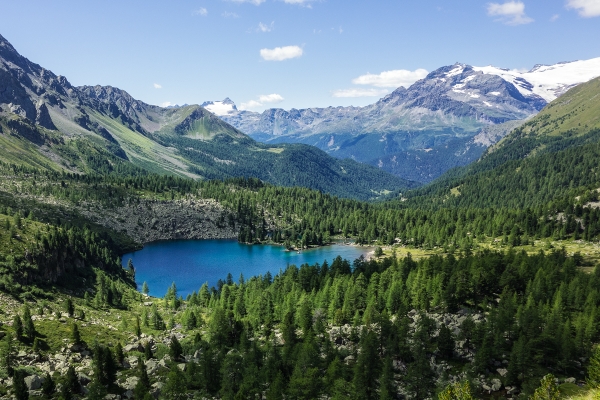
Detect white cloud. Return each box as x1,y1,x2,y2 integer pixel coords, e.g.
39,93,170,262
260,45,303,61
239,100,263,110
227,0,265,5
550,13,560,21
258,22,274,32
332,88,390,98
161,102,172,107
487,1,534,25
566,0,600,17
222,12,240,18
153,83,162,89
193,7,208,16
259,93,284,103
352,69,428,88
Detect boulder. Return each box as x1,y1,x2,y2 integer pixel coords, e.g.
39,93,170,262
24,375,43,390
124,343,143,352
491,378,502,392
565,377,576,384
151,382,164,399
497,368,508,377
145,359,159,375
123,376,139,391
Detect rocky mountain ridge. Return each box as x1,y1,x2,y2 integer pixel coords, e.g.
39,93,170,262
208,59,599,182
0,33,411,200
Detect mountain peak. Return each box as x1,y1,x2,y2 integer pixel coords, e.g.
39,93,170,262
201,99,238,116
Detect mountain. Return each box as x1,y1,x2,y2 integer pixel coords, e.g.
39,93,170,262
0,33,413,200
403,75,600,209
212,58,600,183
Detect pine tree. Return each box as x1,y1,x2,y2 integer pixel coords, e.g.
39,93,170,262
530,374,560,400
13,369,29,400
142,281,149,295
169,335,183,360
13,315,23,340
0,334,15,377
63,365,80,396
134,356,152,399
438,381,474,400
163,366,187,399
41,372,56,397
587,344,600,388
87,379,108,400
63,298,74,317
71,323,82,346
22,304,35,340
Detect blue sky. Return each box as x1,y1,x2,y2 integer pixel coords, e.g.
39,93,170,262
1,0,599,111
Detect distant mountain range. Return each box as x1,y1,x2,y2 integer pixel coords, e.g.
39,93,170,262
205,58,600,182
0,33,412,200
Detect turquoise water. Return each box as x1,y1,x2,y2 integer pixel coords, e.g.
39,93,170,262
122,239,370,297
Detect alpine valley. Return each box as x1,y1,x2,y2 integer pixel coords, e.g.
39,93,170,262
206,58,600,183
3,31,600,400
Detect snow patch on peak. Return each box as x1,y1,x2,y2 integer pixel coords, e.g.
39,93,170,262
474,57,600,102
446,65,465,78
202,99,238,116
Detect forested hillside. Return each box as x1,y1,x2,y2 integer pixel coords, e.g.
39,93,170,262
404,77,600,210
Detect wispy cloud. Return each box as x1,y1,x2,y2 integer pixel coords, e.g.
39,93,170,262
550,14,560,21
260,45,303,61
222,11,240,18
352,69,428,88
227,0,265,5
240,94,285,110
332,89,390,98
258,22,274,32
161,102,172,107
153,83,162,89
193,7,208,16
259,94,284,103
487,1,534,25
566,0,600,17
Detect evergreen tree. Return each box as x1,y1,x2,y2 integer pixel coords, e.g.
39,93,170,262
438,381,474,400
170,335,183,360
63,365,80,396
0,333,14,377
142,281,149,295
87,379,108,400
71,323,82,346
587,344,600,388
144,341,153,360
41,372,56,397
13,369,29,400
134,356,152,399
530,374,560,400
352,330,380,400
13,315,23,340
379,356,396,400
162,366,187,399
22,305,35,340
63,298,74,317
437,324,455,360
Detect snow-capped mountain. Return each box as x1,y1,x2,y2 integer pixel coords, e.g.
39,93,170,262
201,98,238,116
473,57,600,102
205,58,600,183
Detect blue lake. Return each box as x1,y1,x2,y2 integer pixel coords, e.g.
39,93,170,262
122,239,371,297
